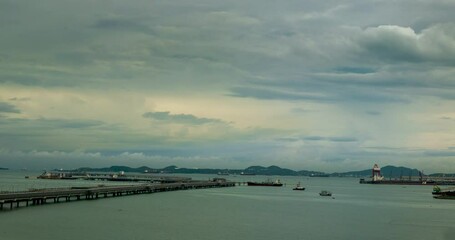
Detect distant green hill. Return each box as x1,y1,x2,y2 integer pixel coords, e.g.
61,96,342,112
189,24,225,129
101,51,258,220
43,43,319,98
68,164,442,177
331,165,423,178
71,165,324,176
429,173,455,177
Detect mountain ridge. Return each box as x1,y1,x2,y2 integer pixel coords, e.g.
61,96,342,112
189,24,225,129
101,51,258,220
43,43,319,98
64,165,446,177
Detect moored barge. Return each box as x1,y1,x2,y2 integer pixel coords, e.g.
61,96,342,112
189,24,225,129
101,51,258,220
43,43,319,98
247,179,283,187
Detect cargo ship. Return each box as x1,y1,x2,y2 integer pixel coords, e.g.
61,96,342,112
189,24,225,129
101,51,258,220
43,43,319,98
37,171,78,180
247,179,283,187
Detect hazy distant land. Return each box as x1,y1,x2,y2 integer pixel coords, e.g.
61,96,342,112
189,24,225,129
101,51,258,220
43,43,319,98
54,165,454,178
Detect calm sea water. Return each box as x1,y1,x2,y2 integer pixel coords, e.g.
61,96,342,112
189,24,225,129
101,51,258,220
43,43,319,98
1,171,455,240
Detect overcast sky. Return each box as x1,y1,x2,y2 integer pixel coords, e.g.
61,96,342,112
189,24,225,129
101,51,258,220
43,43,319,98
1,0,455,173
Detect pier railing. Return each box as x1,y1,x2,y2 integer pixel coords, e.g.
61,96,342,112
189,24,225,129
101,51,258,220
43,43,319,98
0,180,235,211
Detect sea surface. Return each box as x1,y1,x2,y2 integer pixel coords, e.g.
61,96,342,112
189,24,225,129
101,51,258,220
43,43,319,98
1,171,455,240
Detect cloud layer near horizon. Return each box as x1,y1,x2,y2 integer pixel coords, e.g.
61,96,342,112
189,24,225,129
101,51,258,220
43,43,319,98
1,0,455,172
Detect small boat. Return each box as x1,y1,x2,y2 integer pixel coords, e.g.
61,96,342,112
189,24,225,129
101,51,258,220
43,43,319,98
247,179,283,187
434,194,455,200
319,190,332,196
293,182,305,191
432,185,442,195
433,186,455,199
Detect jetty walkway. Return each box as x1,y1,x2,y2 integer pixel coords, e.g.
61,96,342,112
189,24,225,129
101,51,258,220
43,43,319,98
0,180,235,211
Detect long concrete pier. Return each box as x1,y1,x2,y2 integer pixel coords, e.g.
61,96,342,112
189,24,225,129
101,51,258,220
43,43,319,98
37,171,193,183
0,180,235,211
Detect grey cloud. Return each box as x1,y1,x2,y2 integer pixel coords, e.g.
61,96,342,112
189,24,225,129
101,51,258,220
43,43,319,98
438,92,455,100
424,150,455,157
92,18,155,35
307,70,455,101
9,97,31,101
341,90,409,103
229,85,408,104
291,108,317,114
0,72,85,88
322,157,347,163
302,136,357,142
2,0,455,172
335,67,376,74
366,111,381,115
303,136,326,141
0,102,20,113
229,87,334,102
54,51,95,66
328,137,357,142
0,74,42,86
0,118,104,129
275,137,300,142
47,119,104,129
358,26,422,62
356,24,455,65
0,117,150,152
143,111,225,125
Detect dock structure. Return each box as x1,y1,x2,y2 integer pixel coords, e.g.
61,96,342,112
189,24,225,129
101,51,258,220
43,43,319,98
359,164,455,185
0,180,235,211
37,171,193,183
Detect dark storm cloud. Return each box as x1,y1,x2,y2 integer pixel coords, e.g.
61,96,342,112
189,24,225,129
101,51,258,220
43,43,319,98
143,111,225,125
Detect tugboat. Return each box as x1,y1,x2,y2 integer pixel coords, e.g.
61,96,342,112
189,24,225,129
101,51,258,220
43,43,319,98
433,186,455,199
432,185,442,195
247,179,283,187
293,182,305,191
319,190,332,196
